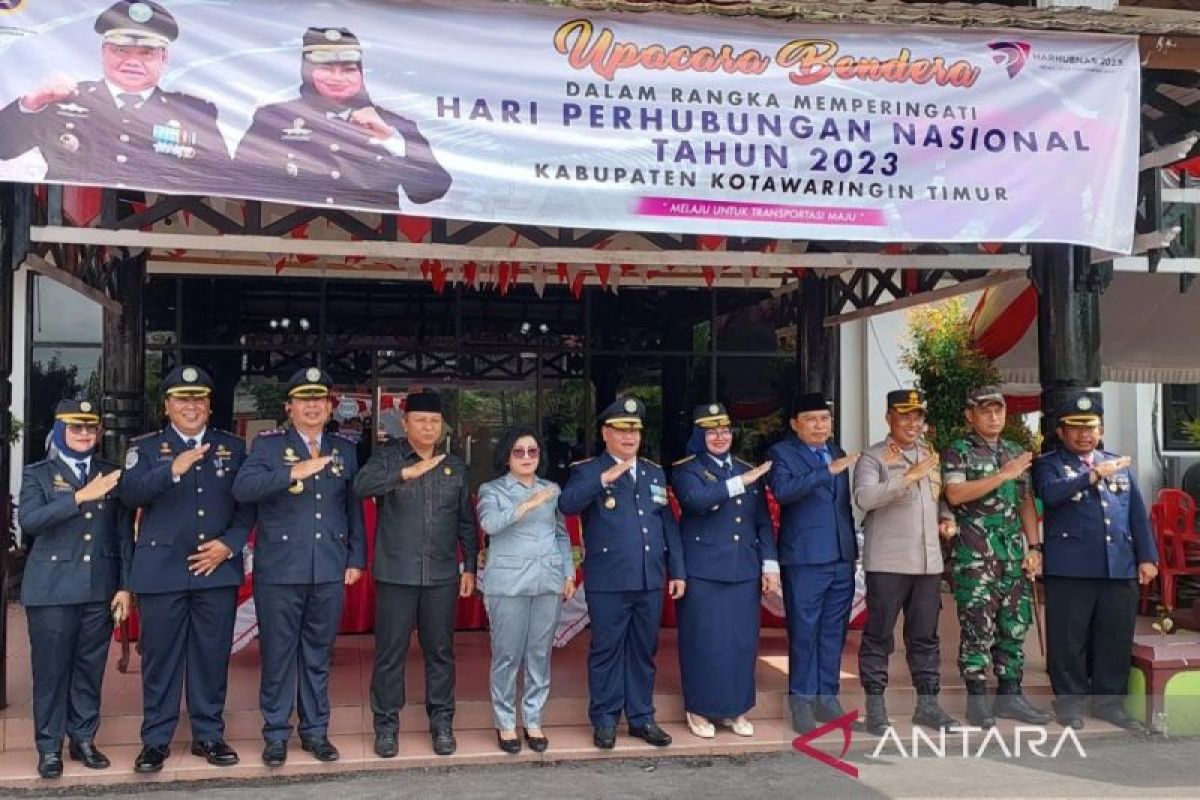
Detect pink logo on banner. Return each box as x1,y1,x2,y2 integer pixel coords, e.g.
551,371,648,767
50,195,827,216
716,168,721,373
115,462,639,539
637,197,885,227
988,41,1032,78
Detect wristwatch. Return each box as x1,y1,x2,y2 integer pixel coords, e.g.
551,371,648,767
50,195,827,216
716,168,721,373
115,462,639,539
1028,543,1044,553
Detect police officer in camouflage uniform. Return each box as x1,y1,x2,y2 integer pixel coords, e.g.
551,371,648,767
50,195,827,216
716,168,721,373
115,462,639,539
941,386,1052,727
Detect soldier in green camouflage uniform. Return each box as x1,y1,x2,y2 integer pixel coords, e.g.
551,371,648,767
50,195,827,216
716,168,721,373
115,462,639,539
941,386,1052,727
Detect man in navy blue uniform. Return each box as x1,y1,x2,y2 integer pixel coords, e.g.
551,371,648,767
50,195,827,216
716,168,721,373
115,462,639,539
767,393,858,734
671,403,776,739
118,365,255,772
558,397,686,749
18,399,132,778
1032,390,1158,731
232,367,366,767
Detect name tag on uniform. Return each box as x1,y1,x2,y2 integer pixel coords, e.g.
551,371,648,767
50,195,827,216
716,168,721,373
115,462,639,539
650,484,668,505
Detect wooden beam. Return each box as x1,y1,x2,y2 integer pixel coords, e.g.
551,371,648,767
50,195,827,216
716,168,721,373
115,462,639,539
23,253,122,314
30,226,1032,271
1111,256,1200,273
1141,34,1200,70
823,272,1027,327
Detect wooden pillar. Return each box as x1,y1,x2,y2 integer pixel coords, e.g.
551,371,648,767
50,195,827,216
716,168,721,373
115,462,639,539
1030,244,1101,444
100,253,146,463
0,182,33,710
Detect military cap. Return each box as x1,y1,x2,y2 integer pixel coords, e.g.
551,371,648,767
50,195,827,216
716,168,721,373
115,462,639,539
887,389,927,414
693,402,731,429
94,1,178,48
600,397,645,430
966,385,1006,408
286,366,333,399
163,364,213,398
1057,389,1103,427
302,27,364,64
54,398,100,425
789,392,832,417
405,390,443,415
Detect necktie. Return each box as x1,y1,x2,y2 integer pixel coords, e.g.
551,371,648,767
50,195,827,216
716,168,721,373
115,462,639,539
1083,453,1095,469
117,92,141,109
721,459,732,477
76,461,88,483
307,437,320,459
817,447,831,465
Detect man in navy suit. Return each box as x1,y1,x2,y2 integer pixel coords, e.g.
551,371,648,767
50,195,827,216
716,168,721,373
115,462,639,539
119,365,255,772
1032,390,1158,731
767,393,858,733
232,367,366,767
558,397,686,749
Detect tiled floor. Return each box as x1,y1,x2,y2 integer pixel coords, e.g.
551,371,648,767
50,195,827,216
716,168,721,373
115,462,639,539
0,603,1129,788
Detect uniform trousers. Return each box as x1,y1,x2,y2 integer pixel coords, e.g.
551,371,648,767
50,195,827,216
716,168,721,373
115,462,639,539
254,581,344,743
781,561,854,700
585,588,664,729
370,581,459,733
484,593,561,730
1044,576,1138,715
858,572,942,692
137,586,238,746
26,602,113,754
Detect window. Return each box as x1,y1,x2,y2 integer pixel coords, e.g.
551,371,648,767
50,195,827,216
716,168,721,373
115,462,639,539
1162,384,1200,451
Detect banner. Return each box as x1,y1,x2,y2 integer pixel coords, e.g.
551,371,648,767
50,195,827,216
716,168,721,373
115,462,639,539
0,0,1140,250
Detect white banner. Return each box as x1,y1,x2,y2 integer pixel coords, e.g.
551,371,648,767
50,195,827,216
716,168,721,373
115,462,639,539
0,0,1140,250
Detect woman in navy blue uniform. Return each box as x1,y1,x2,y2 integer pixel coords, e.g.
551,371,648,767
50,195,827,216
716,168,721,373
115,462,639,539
670,404,776,739
18,399,132,778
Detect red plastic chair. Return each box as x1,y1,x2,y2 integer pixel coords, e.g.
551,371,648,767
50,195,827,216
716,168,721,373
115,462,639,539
1150,498,1200,612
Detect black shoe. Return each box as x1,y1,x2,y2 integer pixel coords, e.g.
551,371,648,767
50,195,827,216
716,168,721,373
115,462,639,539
861,694,891,736
190,739,239,766
593,726,617,749
790,698,817,734
68,740,111,769
629,721,672,747
993,680,1053,725
912,694,959,731
1094,708,1145,732
431,728,457,756
374,731,399,758
36,751,63,779
134,744,170,773
965,681,996,728
496,730,521,754
524,728,549,753
813,696,847,723
300,737,339,762
1057,713,1085,730
262,741,288,767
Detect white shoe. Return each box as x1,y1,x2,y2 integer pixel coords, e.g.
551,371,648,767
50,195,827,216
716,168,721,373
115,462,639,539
686,712,716,739
723,716,755,737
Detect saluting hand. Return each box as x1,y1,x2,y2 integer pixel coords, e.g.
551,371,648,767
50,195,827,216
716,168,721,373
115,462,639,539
518,486,559,517
290,456,333,481
171,443,211,478
600,457,636,486
1094,456,1132,480
22,75,78,113
350,106,396,139
999,451,1033,481
741,460,773,486
401,453,446,482
75,470,121,505
905,454,939,483
188,539,233,577
828,453,859,476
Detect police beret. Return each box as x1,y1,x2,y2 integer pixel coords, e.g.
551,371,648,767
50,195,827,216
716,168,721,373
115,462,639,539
54,398,100,425
286,366,333,399
405,390,443,415
1057,390,1103,427
163,364,212,398
966,385,1006,407
789,393,832,417
301,27,363,64
94,1,178,47
693,402,730,429
887,389,926,414
600,397,645,430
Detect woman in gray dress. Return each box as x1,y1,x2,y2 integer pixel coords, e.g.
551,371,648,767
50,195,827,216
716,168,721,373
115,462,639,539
477,427,576,753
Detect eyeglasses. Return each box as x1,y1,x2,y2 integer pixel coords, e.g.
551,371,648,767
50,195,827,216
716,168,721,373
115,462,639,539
511,447,540,459
705,427,732,437
66,424,100,435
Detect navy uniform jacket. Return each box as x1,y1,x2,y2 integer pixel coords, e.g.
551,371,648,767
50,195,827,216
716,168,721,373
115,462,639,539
234,98,451,210
232,428,367,585
18,456,132,607
671,454,777,583
118,428,256,594
0,81,224,188
1033,448,1158,579
766,437,857,566
559,455,685,592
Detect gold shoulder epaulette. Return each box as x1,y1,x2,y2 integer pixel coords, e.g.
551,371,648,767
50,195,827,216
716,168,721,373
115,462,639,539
672,455,695,466
568,457,595,467
641,458,661,468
